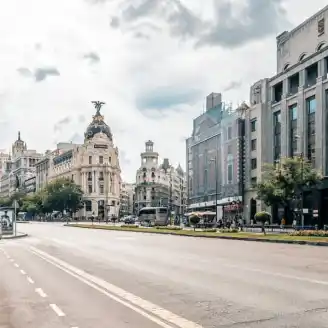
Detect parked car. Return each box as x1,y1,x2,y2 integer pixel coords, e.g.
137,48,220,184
124,217,135,224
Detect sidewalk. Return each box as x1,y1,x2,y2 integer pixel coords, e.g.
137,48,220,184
1,232,28,240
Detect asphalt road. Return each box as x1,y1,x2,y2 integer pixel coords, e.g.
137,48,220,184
1,223,328,328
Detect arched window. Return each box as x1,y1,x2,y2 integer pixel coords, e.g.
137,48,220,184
299,53,307,62
316,42,326,51
283,63,290,71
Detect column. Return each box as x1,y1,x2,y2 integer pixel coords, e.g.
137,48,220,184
315,78,324,171
93,170,96,193
297,87,306,155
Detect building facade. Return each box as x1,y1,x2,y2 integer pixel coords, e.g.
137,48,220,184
0,132,42,197
135,141,170,211
186,93,245,220
134,141,186,215
244,5,328,225
46,104,122,218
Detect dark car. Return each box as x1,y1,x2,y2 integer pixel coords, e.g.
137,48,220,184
124,217,135,224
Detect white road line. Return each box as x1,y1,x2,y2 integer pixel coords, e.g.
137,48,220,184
49,304,66,317
9,258,14,262
30,246,202,328
20,269,26,275
27,276,34,284
35,288,47,298
14,263,19,268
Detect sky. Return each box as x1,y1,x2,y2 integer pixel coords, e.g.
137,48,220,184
0,0,327,182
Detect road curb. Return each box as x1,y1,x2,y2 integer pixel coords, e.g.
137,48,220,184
1,233,28,240
65,225,328,247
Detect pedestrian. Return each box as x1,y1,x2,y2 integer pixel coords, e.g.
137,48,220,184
280,217,286,230
292,219,297,230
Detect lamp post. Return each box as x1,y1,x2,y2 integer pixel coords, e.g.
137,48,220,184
210,157,218,223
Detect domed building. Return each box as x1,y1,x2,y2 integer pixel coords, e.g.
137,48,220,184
46,102,122,219
134,141,187,216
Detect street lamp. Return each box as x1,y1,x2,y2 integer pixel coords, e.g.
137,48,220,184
210,157,218,223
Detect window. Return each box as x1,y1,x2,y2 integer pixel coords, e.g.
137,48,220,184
88,185,92,194
307,96,316,165
99,185,104,194
289,104,297,120
289,104,298,157
99,172,104,181
143,196,146,200
251,120,256,132
89,156,92,164
85,200,92,211
99,156,103,164
227,126,232,140
227,145,232,155
318,18,325,36
251,139,257,151
251,177,257,186
227,164,233,183
88,172,92,181
251,158,257,170
108,157,111,163
307,96,316,114
273,82,283,102
273,111,281,161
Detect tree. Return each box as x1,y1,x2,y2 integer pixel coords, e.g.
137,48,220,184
256,156,322,220
44,178,83,215
189,214,200,231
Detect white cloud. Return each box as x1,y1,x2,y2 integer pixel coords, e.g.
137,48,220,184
0,0,327,182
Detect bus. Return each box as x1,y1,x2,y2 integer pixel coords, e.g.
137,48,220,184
138,207,169,226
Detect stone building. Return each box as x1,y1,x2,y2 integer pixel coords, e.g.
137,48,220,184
186,93,245,220
135,141,169,212
45,103,122,218
0,132,42,197
244,5,328,225
119,182,135,216
135,141,187,215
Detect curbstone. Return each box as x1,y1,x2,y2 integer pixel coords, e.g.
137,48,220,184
65,224,328,247
1,233,28,240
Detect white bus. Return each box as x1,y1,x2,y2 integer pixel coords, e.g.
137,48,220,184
138,207,169,226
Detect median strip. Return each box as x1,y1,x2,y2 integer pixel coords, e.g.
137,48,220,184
65,224,328,246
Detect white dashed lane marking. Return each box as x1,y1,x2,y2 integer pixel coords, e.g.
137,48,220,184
27,276,34,284
35,287,47,298
49,304,66,317
20,269,26,275
14,263,19,267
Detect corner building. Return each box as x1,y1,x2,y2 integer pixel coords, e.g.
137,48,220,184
48,105,122,218
244,6,328,225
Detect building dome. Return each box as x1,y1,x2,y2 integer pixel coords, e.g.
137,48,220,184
84,102,112,141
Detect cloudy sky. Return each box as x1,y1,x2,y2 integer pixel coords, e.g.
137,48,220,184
0,0,327,182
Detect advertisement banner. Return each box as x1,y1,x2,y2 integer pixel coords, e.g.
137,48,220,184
0,209,14,235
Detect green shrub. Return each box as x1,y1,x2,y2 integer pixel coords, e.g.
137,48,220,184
121,224,139,228
202,228,217,232
289,230,328,237
254,211,271,222
219,228,239,233
155,226,182,230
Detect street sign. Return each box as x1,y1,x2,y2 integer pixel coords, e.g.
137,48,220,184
12,200,19,209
